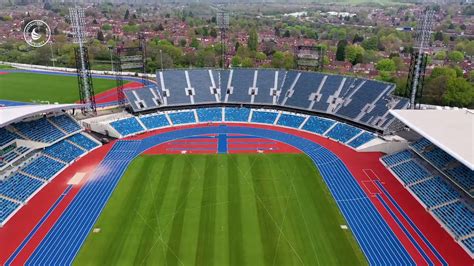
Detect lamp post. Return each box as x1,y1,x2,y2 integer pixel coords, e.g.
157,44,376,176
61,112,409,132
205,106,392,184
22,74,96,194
159,49,163,70
108,45,114,72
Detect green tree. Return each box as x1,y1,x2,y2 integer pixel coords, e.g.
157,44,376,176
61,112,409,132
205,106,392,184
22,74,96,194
361,37,378,51
345,45,365,65
376,58,396,72
336,40,348,61
434,51,447,60
443,78,474,107
256,52,267,61
210,28,218,38
124,9,130,20
434,31,443,41
241,57,254,68
231,56,242,67
190,38,200,49
102,24,112,31
97,30,105,42
448,51,464,62
248,28,258,52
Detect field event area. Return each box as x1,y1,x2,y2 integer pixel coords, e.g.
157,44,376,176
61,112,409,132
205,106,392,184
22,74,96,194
75,154,366,266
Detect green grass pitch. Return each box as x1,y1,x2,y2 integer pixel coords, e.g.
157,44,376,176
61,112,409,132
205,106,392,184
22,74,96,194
0,72,120,103
75,154,367,266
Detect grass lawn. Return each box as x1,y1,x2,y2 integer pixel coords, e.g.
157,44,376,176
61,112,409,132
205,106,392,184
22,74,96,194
75,154,367,266
0,72,120,103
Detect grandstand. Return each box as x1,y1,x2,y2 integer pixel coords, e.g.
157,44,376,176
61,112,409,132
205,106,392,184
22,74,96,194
0,104,101,225
382,109,474,254
126,69,408,131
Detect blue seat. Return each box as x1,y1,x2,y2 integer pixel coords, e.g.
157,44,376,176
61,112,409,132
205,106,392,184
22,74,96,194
14,118,65,143
325,123,361,143
22,156,66,180
347,132,375,148
391,160,430,185
110,117,145,136
381,150,413,166
49,115,81,134
432,201,473,238
409,177,460,208
301,116,336,135
0,198,19,223
68,134,100,151
0,173,44,202
251,111,278,124
139,114,170,129
168,111,196,125
197,108,222,122
276,114,306,128
224,107,251,122
44,140,85,163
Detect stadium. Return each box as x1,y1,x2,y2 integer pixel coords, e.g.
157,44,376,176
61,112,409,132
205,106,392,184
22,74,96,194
0,66,472,266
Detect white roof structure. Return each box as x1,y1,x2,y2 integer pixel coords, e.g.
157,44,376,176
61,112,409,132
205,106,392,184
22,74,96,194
0,104,83,127
391,109,474,170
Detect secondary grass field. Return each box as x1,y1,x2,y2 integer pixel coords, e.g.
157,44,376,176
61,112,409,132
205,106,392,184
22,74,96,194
0,72,120,103
75,154,367,266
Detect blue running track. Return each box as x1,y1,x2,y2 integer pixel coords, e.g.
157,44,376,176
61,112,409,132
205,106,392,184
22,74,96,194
26,126,415,265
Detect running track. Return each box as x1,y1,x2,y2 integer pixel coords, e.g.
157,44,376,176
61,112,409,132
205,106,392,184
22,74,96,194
27,125,414,265
1,124,471,265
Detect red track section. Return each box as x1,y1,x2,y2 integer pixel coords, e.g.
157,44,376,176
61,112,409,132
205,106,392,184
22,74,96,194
1,123,471,265
76,82,143,104
0,72,8,75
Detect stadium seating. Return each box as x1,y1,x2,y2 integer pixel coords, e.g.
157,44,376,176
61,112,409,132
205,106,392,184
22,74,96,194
253,69,284,104
301,116,336,135
224,107,251,122
445,166,474,194
1,146,31,164
251,110,278,124
0,198,19,223
43,140,85,163
461,237,474,253
14,118,65,143
381,150,413,166
432,201,473,238
22,156,66,181
325,123,361,143
409,177,460,208
410,138,474,195
139,114,170,130
124,69,406,131
0,173,44,202
49,115,82,134
168,111,196,125
67,133,100,151
197,108,222,122
110,117,145,136
391,160,431,185
347,132,375,148
411,138,432,152
0,128,21,146
276,113,306,128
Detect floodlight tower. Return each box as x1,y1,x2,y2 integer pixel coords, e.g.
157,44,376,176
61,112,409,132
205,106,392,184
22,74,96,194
217,11,229,68
407,9,434,109
69,7,96,114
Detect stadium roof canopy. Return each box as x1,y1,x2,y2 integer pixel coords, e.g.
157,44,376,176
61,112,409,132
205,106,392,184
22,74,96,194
0,104,83,127
390,109,474,170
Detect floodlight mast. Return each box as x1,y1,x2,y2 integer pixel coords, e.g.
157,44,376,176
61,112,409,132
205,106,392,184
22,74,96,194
69,6,96,114
409,9,434,109
217,11,229,68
